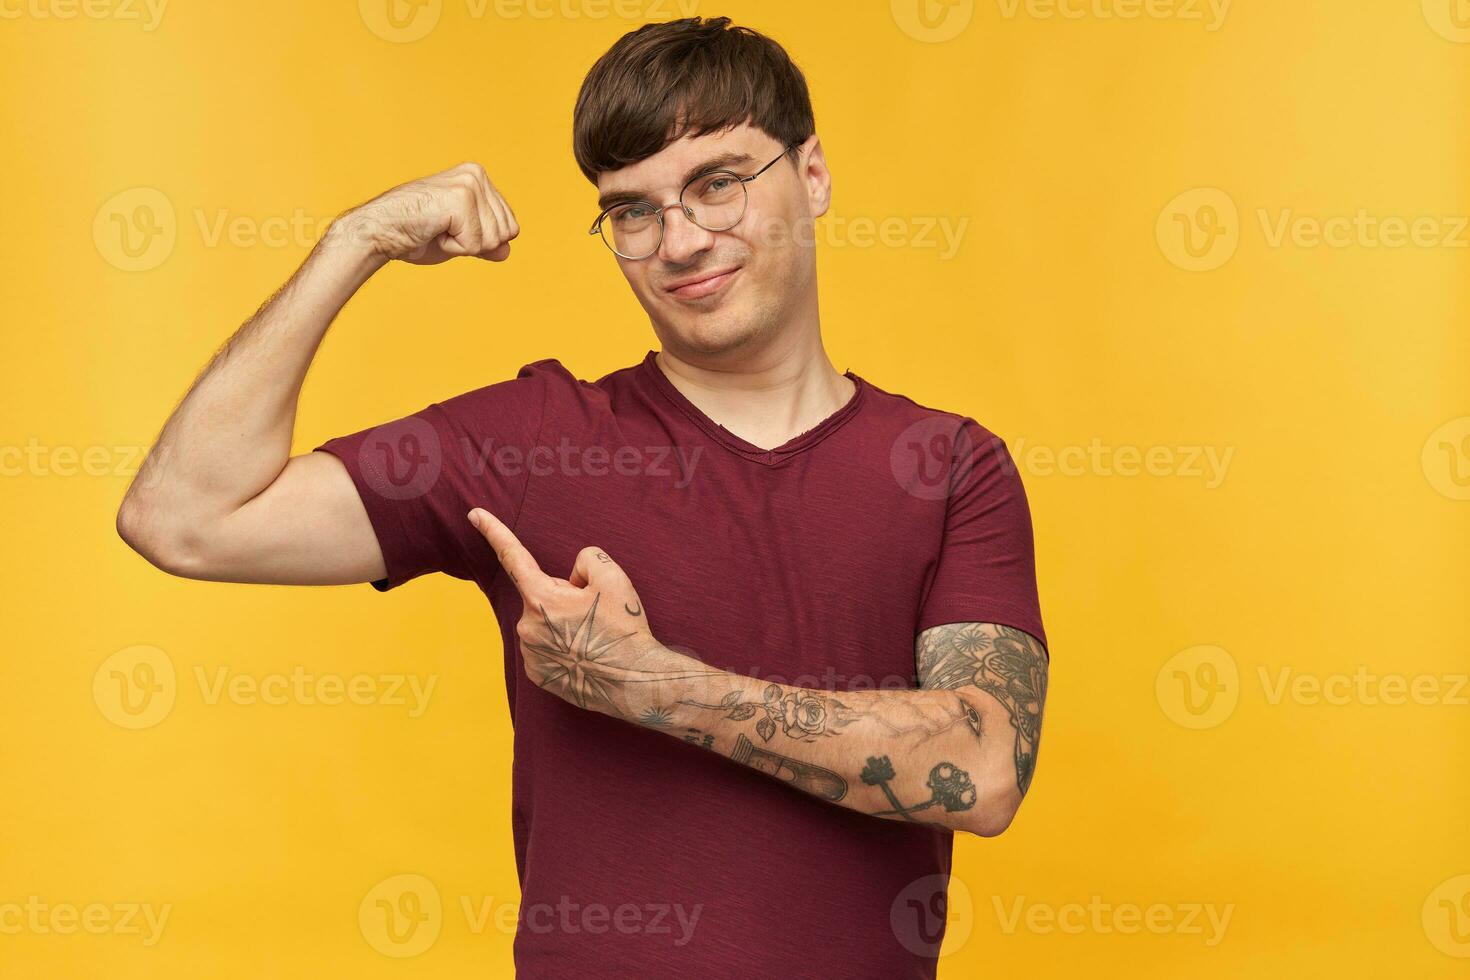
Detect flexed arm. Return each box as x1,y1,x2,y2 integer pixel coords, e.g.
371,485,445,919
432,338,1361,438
116,163,519,585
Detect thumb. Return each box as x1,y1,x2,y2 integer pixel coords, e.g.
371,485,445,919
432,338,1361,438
568,545,628,591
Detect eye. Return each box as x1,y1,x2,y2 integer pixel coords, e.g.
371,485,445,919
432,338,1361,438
612,204,654,222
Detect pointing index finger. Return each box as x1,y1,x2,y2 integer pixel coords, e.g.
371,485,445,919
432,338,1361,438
467,508,544,590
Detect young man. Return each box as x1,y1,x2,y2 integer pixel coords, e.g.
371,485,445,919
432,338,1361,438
117,16,1048,978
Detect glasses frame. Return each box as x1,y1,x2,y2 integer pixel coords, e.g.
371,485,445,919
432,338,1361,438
588,142,801,260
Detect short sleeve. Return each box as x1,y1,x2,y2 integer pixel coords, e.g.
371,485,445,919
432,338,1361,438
312,360,554,592
915,418,1047,651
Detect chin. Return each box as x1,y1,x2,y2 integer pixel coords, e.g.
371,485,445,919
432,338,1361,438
665,308,767,358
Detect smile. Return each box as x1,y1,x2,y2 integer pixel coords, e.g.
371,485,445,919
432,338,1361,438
666,267,740,300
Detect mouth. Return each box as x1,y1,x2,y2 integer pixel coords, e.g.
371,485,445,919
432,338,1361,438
664,266,740,300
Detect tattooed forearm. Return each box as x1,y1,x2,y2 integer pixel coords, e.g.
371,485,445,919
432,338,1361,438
858,693,978,745
677,684,860,742
861,755,978,821
731,734,848,801
916,622,1048,795
678,684,981,749
517,600,1037,834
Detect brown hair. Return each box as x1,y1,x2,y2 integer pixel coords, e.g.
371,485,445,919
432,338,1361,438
573,16,815,185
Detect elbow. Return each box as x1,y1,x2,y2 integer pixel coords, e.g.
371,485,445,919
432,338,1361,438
116,495,208,579
955,774,1027,839
963,804,1018,839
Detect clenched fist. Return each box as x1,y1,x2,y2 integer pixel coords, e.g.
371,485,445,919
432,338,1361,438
335,162,519,265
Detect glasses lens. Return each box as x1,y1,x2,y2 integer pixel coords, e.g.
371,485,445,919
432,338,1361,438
684,172,747,231
600,202,661,258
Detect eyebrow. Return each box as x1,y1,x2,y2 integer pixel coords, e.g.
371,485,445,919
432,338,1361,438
597,151,758,211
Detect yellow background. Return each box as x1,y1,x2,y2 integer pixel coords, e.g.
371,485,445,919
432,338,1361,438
2,0,1467,976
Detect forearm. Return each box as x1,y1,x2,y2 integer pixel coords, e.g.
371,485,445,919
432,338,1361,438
119,219,384,542
550,639,1020,836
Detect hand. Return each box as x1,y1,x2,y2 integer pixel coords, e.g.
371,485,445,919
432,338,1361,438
467,507,661,715
336,162,519,265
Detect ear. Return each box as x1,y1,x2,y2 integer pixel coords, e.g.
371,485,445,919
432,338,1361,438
798,135,832,220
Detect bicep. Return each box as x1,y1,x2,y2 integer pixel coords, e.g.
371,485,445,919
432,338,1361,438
916,622,1048,794
196,450,388,586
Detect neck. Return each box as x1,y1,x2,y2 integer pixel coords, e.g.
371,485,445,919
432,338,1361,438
652,329,855,452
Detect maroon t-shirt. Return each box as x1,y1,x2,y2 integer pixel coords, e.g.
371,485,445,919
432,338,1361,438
316,350,1045,979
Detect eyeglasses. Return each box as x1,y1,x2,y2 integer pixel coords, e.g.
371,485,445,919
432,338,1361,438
588,143,800,260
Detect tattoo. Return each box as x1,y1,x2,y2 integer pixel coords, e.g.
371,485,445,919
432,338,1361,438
916,623,1048,795
859,755,908,817
682,727,714,750
623,601,642,617
961,700,982,740
861,755,977,820
678,683,858,742
730,734,847,802
859,694,974,745
520,593,720,712
637,706,673,728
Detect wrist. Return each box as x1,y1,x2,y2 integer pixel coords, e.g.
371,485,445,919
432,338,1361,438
318,211,390,278
603,637,727,726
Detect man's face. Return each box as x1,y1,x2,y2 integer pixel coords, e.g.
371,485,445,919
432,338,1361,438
593,124,827,358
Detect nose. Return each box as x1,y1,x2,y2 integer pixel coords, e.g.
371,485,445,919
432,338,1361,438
656,203,717,265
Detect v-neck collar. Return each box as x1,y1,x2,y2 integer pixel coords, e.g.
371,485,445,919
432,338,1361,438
637,349,868,465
